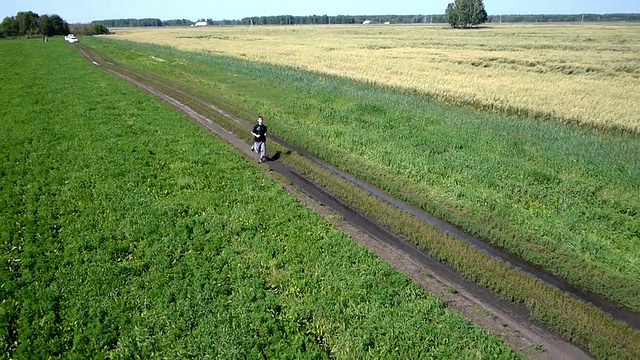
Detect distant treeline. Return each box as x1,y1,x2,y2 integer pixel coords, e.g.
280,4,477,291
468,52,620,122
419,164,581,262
93,18,192,27
1,11,111,38
489,13,640,23
94,13,640,27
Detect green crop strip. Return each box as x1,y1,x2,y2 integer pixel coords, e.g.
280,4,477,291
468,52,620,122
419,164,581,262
0,39,519,358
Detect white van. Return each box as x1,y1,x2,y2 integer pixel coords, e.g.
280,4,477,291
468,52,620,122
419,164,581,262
65,34,79,43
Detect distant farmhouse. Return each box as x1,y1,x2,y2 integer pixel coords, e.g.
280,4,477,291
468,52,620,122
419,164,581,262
194,21,208,27
362,19,371,25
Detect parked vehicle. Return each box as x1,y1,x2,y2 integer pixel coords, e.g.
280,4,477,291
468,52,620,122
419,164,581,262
64,34,79,43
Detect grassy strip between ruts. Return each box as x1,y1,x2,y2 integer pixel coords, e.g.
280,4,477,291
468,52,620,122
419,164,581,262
0,39,521,358
282,152,640,359
82,38,640,313
77,39,640,359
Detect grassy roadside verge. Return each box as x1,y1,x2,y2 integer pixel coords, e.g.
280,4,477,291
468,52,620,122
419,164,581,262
78,38,640,358
283,152,640,359
0,39,521,358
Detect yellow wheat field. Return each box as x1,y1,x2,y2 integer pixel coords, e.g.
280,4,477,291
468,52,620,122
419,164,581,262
107,24,640,132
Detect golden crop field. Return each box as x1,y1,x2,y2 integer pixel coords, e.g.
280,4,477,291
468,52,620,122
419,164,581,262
108,24,640,132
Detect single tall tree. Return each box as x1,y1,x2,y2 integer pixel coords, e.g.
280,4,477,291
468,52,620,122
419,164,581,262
472,0,488,26
456,0,471,27
445,0,487,28
445,3,459,28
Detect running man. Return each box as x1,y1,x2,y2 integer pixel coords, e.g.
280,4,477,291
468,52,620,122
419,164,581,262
251,115,267,163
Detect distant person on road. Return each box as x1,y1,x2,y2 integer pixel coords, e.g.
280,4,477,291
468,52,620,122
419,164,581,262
251,115,267,163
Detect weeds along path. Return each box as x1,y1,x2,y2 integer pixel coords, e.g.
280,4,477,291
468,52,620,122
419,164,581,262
75,44,635,358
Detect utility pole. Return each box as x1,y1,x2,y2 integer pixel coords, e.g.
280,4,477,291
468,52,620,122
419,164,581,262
581,14,584,24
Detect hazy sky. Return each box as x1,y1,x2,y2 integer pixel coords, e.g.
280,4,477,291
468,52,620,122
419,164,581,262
2,0,639,23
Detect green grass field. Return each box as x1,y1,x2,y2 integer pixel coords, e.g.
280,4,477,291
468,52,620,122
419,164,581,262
84,37,640,315
0,39,519,358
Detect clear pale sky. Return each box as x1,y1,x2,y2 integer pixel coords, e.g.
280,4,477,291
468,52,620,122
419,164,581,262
2,0,639,23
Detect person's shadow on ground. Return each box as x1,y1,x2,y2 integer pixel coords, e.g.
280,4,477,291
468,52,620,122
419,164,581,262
266,150,292,162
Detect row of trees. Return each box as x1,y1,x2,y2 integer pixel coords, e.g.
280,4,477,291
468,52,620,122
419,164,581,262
93,12,640,29
216,13,640,25
445,0,488,28
94,15,448,27
93,18,165,27
234,14,449,25
0,11,69,38
1,11,112,38
71,23,110,36
488,13,640,23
